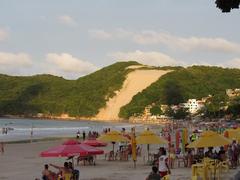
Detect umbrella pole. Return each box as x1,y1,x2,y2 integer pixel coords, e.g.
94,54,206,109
147,144,150,162
113,143,115,160
72,157,74,169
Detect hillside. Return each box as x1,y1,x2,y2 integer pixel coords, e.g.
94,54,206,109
0,61,139,117
119,66,240,118
1,63,240,120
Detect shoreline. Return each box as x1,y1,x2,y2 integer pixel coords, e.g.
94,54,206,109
0,115,166,127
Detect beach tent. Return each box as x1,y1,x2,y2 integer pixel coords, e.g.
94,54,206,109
97,130,129,154
136,129,167,161
187,131,231,148
40,139,104,157
83,139,107,147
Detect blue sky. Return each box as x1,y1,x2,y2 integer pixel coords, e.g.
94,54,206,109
0,0,240,79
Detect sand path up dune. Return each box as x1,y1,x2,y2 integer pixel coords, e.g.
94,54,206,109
95,69,170,121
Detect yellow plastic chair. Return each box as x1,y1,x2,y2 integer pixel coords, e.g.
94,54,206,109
192,164,207,180
191,176,197,180
220,160,229,173
162,174,170,180
208,161,221,180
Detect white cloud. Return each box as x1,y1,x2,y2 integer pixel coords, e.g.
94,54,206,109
45,53,98,78
134,32,240,53
0,52,33,75
109,50,184,66
88,30,112,40
0,28,8,41
0,52,98,79
90,29,240,54
58,15,77,26
223,58,240,68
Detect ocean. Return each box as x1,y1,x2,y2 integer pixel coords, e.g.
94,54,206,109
0,118,143,142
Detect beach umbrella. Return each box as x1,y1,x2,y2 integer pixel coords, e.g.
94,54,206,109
136,130,167,161
97,130,129,154
131,128,137,168
83,139,108,147
187,131,231,148
40,139,104,157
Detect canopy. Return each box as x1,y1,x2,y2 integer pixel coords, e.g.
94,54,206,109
40,139,104,157
136,130,168,145
97,130,129,143
83,139,107,147
187,131,231,148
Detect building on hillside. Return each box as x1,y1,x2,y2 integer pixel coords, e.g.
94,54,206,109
160,104,169,113
201,95,212,102
226,89,240,98
184,99,204,114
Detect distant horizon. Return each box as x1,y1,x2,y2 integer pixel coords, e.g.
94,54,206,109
0,1,239,79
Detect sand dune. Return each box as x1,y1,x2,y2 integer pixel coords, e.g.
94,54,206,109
95,69,171,121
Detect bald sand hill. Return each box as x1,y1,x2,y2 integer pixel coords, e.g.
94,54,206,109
95,69,171,121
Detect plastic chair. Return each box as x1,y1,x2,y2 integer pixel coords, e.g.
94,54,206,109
191,176,197,180
220,160,229,173
208,161,221,180
162,174,170,180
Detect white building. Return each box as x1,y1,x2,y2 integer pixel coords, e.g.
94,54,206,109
184,99,204,114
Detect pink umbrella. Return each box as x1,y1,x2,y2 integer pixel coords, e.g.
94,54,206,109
40,140,104,157
83,139,107,147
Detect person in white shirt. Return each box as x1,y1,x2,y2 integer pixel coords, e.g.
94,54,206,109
158,148,170,178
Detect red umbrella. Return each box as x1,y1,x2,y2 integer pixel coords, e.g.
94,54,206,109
40,140,104,157
83,139,107,147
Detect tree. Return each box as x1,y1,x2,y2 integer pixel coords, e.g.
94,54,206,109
150,105,162,115
226,97,240,119
162,81,184,105
172,107,189,120
204,94,227,119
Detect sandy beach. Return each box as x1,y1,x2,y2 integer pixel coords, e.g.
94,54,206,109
95,69,171,121
0,139,238,180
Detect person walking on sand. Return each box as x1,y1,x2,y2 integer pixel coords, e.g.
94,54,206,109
0,142,5,155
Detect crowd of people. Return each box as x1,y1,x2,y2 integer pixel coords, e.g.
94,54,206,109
76,130,99,140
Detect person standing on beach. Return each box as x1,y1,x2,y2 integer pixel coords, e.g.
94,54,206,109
83,131,86,140
0,142,5,155
158,148,170,178
76,130,80,139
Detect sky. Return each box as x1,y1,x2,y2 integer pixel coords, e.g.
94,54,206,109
0,0,240,79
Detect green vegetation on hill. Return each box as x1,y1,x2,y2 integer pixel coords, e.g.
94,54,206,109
119,66,240,118
0,61,139,117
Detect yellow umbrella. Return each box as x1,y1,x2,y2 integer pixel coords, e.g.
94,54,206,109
136,130,167,161
187,131,231,148
224,129,240,142
97,130,129,154
97,130,129,142
131,128,137,168
136,130,168,145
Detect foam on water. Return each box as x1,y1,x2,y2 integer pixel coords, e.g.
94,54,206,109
0,118,143,142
